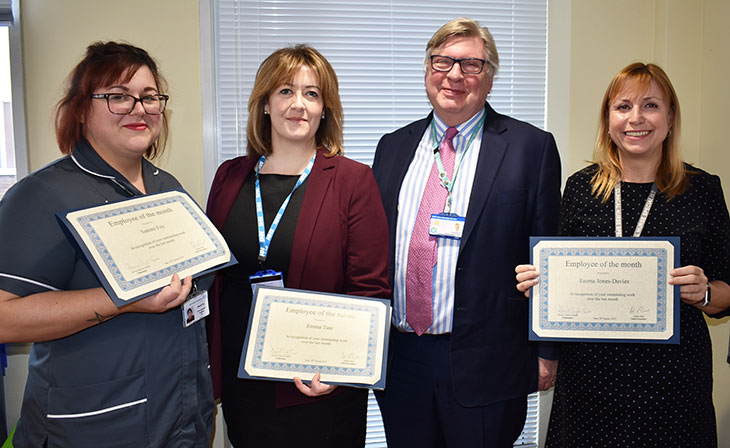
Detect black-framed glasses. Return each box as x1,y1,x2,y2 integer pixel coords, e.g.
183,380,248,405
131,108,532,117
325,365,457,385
430,55,486,75
90,93,169,115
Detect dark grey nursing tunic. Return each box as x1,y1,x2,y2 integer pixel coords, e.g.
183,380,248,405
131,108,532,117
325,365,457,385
0,139,215,447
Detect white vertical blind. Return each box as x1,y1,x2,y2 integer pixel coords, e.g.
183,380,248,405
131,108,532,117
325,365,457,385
211,1,546,446
212,0,547,165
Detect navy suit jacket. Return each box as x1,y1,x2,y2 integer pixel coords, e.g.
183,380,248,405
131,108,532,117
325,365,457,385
372,103,561,407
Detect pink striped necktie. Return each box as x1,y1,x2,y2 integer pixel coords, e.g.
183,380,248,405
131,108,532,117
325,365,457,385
405,126,458,335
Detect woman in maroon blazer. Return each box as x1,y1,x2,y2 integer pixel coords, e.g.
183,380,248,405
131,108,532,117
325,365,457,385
206,45,390,447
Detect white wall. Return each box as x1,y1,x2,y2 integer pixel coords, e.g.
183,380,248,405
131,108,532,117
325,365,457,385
19,0,206,203
547,1,730,446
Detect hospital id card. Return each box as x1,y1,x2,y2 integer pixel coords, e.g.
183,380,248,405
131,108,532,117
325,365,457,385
429,213,465,239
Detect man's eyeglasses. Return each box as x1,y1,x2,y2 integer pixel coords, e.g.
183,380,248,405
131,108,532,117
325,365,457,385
430,55,486,75
91,93,169,115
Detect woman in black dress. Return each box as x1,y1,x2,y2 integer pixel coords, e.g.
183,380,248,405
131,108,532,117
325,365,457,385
516,62,730,447
206,45,390,447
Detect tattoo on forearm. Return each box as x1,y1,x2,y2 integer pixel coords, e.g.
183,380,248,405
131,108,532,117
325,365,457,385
88,311,111,323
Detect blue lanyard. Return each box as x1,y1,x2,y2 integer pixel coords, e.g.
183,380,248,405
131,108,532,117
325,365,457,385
429,113,485,212
254,152,316,262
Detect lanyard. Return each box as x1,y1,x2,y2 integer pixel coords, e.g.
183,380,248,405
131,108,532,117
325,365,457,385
429,113,485,213
614,182,658,237
254,152,316,262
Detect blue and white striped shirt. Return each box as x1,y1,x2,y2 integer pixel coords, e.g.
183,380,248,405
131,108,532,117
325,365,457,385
394,109,486,334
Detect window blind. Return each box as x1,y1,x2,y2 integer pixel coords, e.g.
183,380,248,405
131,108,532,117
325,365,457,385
212,0,547,166
0,1,11,25
210,1,546,446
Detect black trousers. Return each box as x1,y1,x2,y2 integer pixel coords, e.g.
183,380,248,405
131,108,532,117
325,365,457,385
222,380,368,448
376,331,527,448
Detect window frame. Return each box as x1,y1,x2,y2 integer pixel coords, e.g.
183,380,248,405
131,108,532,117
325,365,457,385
6,0,27,179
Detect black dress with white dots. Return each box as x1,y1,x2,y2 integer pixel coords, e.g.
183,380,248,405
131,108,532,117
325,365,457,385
545,164,730,448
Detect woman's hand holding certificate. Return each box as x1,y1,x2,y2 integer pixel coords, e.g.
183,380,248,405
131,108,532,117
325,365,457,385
238,286,391,389
525,237,680,343
58,191,235,306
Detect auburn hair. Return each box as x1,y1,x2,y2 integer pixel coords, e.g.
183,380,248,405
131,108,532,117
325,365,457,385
55,41,169,159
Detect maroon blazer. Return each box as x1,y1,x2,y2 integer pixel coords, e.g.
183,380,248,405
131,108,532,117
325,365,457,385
206,149,391,400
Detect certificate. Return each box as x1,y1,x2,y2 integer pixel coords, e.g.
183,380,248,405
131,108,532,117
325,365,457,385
238,286,391,389
529,237,680,343
57,190,236,307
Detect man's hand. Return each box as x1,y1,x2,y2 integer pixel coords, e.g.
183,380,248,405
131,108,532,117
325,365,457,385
538,357,558,391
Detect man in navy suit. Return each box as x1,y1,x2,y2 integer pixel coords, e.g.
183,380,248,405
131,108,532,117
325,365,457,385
372,18,561,447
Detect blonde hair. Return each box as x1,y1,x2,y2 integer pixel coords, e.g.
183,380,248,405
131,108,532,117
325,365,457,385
591,62,689,202
425,17,499,78
247,45,343,158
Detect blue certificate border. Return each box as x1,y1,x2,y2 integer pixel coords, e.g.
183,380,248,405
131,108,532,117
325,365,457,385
238,286,391,390
75,192,226,290
529,236,680,344
56,190,236,306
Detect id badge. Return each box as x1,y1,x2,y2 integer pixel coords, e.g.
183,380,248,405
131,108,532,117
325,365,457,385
429,213,465,239
182,290,210,328
249,269,284,297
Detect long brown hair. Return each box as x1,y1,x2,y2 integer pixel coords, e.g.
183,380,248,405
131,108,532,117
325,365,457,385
591,62,688,202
